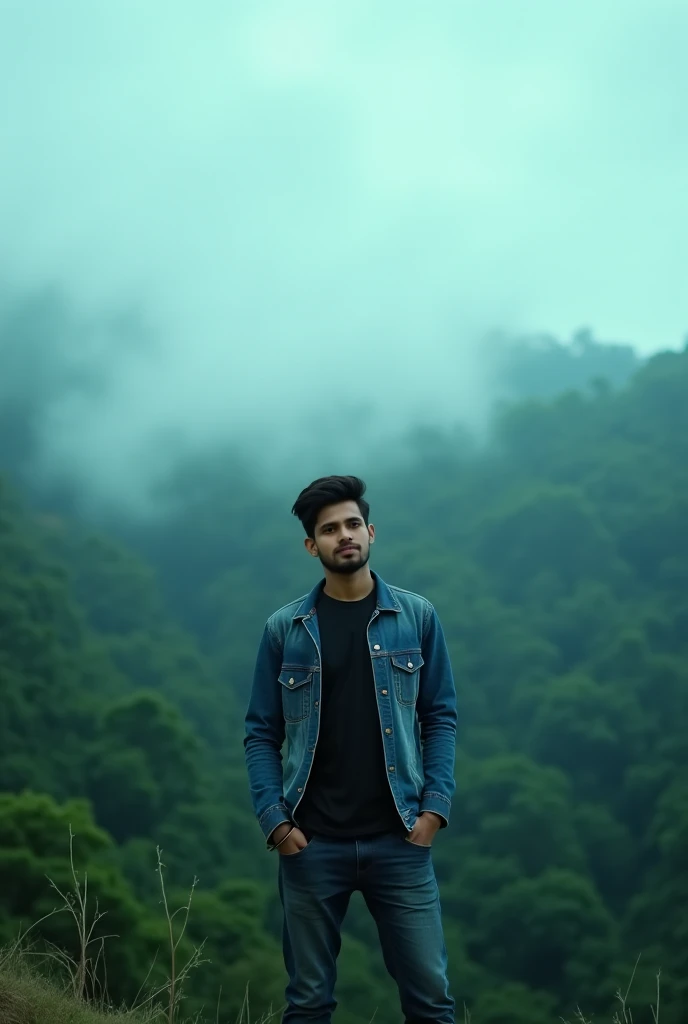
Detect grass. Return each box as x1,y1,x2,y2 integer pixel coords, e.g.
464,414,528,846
0,828,663,1024
560,954,661,1024
0,948,273,1024
0,829,212,1024
0,825,284,1024
0,942,664,1024
0,953,664,1024
0,952,157,1024
0,951,664,1024
0,949,280,1024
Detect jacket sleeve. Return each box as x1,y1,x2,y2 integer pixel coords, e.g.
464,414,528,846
417,603,457,826
243,622,291,844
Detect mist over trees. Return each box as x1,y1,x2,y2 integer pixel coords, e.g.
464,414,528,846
0,286,642,511
0,293,686,1021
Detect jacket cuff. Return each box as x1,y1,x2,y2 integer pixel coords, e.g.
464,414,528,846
259,803,292,846
420,791,451,828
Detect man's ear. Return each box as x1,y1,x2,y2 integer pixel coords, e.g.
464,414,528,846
368,523,376,544
304,537,318,557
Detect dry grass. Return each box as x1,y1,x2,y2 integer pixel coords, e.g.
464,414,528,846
0,952,281,1024
0,951,157,1024
561,954,662,1024
0,827,285,1024
0,828,664,1024
0,828,207,1024
0,950,665,1024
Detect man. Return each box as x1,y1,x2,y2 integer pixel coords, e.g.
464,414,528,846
244,475,457,1023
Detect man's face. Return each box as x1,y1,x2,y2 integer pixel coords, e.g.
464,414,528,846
305,500,375,575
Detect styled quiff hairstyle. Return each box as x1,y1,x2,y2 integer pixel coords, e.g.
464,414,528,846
292,475,370,539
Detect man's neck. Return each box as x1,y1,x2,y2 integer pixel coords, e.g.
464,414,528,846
322,567,375,602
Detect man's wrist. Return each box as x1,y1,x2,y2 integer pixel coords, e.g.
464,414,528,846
420,811,443,830
268,821,294,847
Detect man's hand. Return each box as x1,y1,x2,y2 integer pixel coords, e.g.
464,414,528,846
270,822,309,855
407,811,443,847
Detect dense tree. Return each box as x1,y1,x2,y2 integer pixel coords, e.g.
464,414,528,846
1,341,687,1020
86,692,202,842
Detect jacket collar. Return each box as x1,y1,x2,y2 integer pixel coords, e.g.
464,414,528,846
293,570,401,620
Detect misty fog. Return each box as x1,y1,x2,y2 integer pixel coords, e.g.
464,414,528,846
1,1,687,505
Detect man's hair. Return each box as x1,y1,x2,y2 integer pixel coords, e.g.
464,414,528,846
292,475,370,538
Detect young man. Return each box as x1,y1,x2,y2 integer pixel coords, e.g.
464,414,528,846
244,476,457,1023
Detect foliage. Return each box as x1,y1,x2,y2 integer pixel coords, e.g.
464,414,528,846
0,340,686,1020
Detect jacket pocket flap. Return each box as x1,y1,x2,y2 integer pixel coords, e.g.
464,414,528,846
279,669,313,690
391,654,425,673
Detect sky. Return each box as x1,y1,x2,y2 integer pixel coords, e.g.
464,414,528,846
1,0,687,498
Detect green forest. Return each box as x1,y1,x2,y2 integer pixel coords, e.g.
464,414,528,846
0,326,686,1022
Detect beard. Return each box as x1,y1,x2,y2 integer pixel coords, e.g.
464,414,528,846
318,544,371,575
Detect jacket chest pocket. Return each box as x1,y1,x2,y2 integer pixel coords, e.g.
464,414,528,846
279,668,313,723
391,653,424,706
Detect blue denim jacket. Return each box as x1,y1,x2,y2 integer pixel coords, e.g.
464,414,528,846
244,572,457,844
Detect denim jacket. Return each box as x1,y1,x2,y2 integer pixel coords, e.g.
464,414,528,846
244,572,457,845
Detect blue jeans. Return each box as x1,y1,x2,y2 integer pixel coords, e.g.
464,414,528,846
278,831,454,1023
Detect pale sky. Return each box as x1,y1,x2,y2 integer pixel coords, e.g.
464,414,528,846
1,0,686,494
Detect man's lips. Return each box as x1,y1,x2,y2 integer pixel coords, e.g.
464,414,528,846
337,545,359,554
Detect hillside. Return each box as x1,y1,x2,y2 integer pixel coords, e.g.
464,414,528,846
0,343,686,1022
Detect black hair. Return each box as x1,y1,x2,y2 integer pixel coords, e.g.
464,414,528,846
291,475,370,538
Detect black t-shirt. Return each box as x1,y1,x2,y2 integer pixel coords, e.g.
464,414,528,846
296,584,402,838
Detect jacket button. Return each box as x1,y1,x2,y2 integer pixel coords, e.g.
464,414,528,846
297,787,303,792
289,678,295,685
385,728,392,735
314,701,319,707
381,689,388,696
373,644,381,650
388,765,395,772
407,662,413,669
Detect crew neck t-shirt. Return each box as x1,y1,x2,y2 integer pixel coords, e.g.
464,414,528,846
296,585,402,838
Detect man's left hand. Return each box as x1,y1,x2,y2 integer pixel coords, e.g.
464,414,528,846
407,811,443,847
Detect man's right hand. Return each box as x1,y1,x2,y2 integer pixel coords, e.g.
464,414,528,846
270,822,309,855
